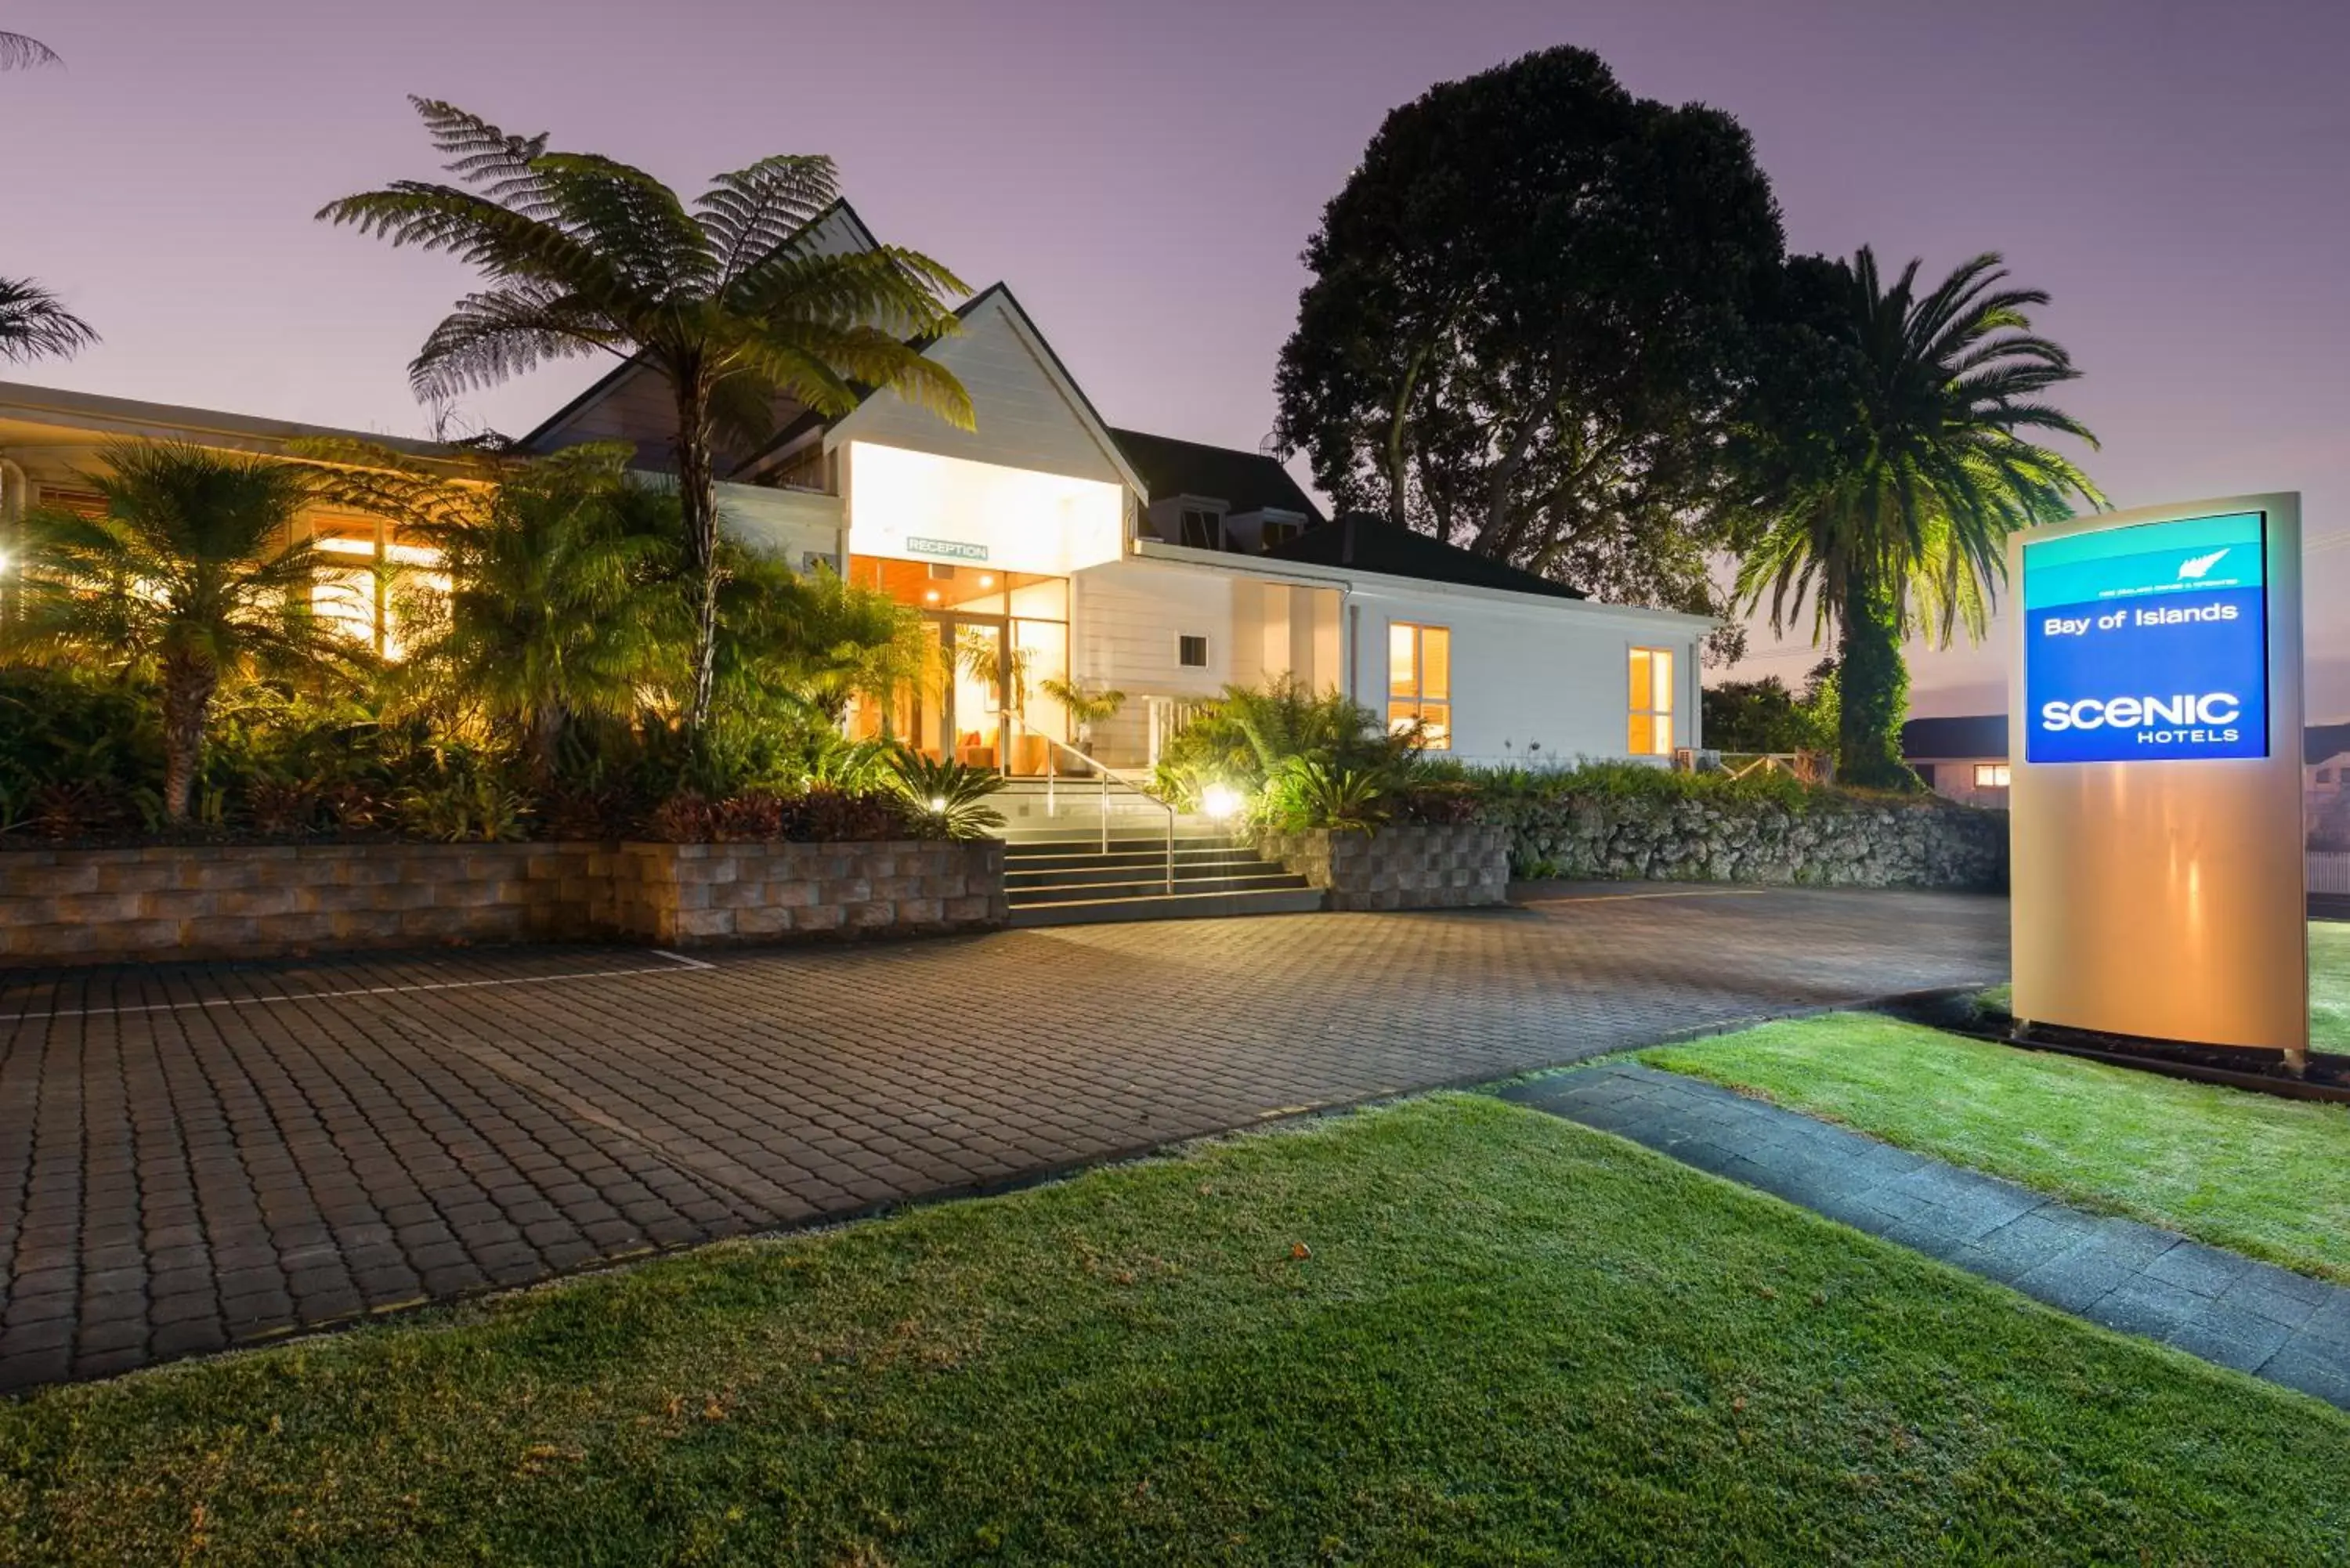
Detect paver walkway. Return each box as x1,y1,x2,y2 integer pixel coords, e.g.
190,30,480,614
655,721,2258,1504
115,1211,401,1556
0,885,2005,1392
1502,1062,2350,1410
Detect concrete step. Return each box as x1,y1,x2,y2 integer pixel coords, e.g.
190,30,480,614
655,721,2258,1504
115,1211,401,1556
1002,838,1248,863
1007,872,1313,904
1006,856,1272,891
1009,886,1328,927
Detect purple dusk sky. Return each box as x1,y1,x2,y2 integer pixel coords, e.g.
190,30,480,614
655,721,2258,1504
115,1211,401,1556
6,0,2345,718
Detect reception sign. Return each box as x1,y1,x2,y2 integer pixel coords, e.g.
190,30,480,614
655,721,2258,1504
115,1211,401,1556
2023,511,2269,763
2008,495,2307,1063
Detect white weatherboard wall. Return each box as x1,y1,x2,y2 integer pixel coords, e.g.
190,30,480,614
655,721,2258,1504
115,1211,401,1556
1340,576,1708,764
829,291,1131,488
716,482,844,568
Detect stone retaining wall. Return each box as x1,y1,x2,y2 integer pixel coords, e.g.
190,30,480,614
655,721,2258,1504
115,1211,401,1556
0,839,1006,965
612,840,1006,945
1487,792,2007,889
1257,824,1511,911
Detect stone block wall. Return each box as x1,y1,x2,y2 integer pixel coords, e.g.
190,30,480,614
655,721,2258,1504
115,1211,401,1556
0,839,1006,966
1257,824,1511,912
1487,792,2008,890
610,840,1007,945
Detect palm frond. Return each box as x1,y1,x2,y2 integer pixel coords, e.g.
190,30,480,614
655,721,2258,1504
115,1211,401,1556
0,275,98,363
0,30,60,70
697,155,841,286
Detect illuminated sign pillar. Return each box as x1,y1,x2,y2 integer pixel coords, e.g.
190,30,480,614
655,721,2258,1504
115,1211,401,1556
2008,495,2306,1064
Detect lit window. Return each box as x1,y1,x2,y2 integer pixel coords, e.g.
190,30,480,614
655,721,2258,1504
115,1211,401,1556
1387,622,1451,750
1177,508,1224,550
1177,634,1209,668
1260,519,1300,551
1974,763,2012,789
1628,647,1676,756
313,535,446,659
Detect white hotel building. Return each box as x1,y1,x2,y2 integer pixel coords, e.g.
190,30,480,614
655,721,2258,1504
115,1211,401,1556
0,201,1709,778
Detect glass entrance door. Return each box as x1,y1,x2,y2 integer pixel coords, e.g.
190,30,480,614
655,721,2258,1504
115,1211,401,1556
940,616,1009,771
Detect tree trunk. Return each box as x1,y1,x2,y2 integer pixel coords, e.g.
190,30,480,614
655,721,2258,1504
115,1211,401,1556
1383,334,1440,534
530,704,564,789
1835,570,1917,790
674,367,722,735
159,651,218,823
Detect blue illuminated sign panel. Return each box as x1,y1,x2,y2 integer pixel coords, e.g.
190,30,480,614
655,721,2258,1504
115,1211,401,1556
2022,512,2269,764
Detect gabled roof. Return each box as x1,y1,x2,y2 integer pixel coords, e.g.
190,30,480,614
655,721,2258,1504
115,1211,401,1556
1108,428,1325,521
1901,715,2008,760
1260,514,1585,601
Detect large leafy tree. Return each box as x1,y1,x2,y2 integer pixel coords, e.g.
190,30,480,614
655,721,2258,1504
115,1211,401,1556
0,29,96,365
9,443,356,821
319,99,974,733
1734,250,2103,787
1276,46,1783,640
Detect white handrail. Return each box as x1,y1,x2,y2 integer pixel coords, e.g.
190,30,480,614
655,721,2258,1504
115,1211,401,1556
1007,716,1175,891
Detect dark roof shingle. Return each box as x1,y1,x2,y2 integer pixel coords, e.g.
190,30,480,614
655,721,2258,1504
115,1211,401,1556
1261,514,1586,601
1108,428,1324,520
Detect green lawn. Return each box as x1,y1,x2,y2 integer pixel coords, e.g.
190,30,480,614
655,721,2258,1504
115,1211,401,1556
2313,920,2350,1050
1978,921,2350,1049
4,1097,2346,1565
1644,1013,2350,1282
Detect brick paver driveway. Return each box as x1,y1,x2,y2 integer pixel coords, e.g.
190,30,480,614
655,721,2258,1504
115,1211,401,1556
0,884,2005,1390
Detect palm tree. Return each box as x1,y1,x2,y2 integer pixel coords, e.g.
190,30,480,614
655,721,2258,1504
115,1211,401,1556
0,276,97,364
1736,249,2104,787
1,34,98,365
318,99,975,735
310,440,681,779
9,442,356,820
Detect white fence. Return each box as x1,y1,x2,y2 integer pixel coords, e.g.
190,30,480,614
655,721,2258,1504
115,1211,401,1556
2312,852,2350,896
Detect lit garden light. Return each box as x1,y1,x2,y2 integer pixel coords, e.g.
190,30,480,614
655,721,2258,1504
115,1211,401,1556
1201,784,1242,819
928,796,949,812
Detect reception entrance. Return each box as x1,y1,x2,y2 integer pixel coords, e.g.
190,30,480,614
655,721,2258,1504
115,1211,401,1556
845,555,1070,774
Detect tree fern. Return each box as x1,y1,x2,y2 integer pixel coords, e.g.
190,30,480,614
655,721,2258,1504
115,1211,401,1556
320,99,976,735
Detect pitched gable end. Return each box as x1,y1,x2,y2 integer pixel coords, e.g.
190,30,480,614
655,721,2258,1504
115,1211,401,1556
827,285,1144,494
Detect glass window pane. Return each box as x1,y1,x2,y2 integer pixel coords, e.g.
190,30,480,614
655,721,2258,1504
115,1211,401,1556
1387,701,1421,735
1422,627,1450,701
1651,649,1675,714
1389,623,1416,695
1627,713,1649,754
1628,649,1650,710
1420,701,1450,750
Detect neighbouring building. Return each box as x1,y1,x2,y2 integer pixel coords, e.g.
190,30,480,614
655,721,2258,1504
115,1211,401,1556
0,201,1711,774
1900,715,2012,805
1904,713,2350,835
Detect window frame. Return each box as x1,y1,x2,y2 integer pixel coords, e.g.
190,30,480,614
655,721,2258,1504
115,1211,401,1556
1176,506,1226,551
1626,645,1676,757
1177,633,1210,669
1386,620,1452,750
1974,762,2012,789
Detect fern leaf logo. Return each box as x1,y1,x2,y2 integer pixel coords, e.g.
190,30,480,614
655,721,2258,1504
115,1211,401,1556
2175,548,2229,580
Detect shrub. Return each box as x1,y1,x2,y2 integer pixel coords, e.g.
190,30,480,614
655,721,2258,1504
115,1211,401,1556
1258,757,1390,834
795,786,916,843
0,667,164,836
1394,779,1483,826
1154,676,1415,809
888,752,1007,840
